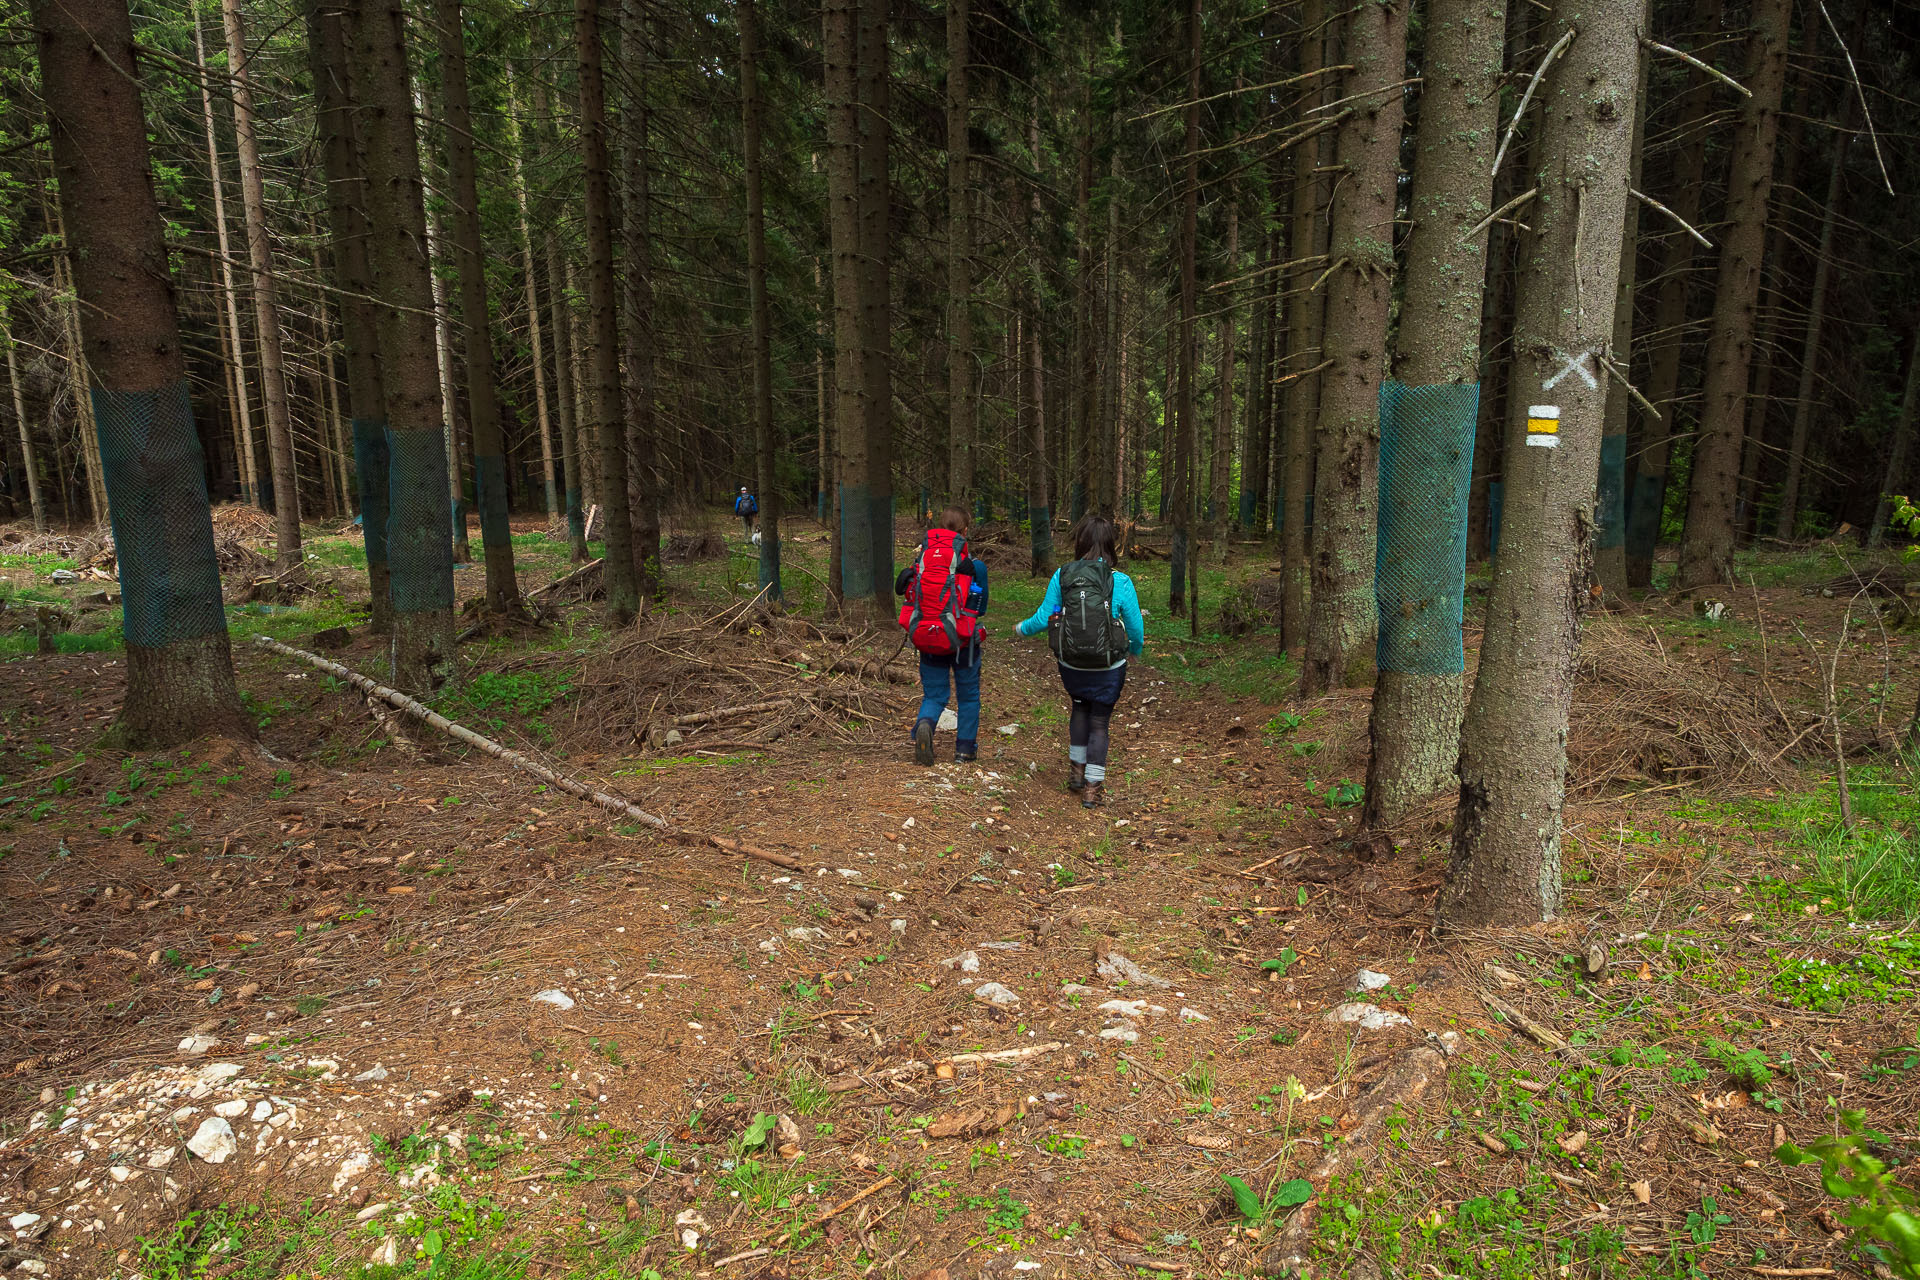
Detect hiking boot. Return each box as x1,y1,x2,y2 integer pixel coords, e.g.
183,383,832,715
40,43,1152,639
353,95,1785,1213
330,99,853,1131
912,719,936,767
954,740,977,763
1066,761,1087,792
1081,782,1105,809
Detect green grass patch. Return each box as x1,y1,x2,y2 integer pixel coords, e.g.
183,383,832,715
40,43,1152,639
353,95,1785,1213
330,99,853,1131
1750,760,1920,920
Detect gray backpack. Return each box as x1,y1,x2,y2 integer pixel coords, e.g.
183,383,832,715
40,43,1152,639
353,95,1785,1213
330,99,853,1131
1048,558,1128,668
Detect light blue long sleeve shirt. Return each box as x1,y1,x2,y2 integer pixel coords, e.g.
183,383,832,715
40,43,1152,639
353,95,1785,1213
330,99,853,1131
1015,564,1146,662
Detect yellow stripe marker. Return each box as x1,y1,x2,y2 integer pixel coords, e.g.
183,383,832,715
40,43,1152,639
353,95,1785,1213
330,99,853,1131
1525,404,1560,448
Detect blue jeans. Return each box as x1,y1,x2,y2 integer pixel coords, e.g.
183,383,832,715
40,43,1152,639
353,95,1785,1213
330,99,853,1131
917,655,981,744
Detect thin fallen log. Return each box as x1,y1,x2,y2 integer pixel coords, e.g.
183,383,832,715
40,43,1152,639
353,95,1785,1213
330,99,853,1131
706,834,806,871
671,698,794,727
526,557,604,602
949,1042,1066,1068
256,636,667,830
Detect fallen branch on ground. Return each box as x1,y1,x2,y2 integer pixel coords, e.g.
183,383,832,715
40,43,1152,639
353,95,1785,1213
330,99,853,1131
672,698,794,727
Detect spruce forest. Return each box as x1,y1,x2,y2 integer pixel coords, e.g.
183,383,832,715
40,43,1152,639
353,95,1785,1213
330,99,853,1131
2,0,1920,1274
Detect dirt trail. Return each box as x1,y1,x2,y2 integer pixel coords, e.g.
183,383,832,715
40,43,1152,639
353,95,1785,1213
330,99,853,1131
0,567,1916,1279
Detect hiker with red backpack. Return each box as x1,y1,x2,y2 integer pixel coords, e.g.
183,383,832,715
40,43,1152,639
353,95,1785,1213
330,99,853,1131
1015,515,1144,808
896,507,989,766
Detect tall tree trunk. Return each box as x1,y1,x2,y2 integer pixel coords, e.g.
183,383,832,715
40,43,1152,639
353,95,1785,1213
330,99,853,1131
2,303,47,532
416,99,470,567
348,0,458,692
1676,0,1792,589
1593,48,1650,596
1026,115,1052,577
194,8,257,508
1364,0,1505,826
1100,149,1123,520
506,67,557,522
1280,0,1329,652
1441,0,1644,929
824,0,864,609
40,191,111,527
815,256,829,522
221,0,303,572
1243,225,1274,536
946,0,974,510
435,0,517,611
574,0,638,623
740,0,782,601
1775,120,1849,540
855,0,894,617
1070,58,1094,524
1867,328,1920,548
1623,0,1721,586
1299,0,1405,695
1169,0,1201,618
1208,201,1237,560
620,0,663,597
33,0,249,744
547,235,588,561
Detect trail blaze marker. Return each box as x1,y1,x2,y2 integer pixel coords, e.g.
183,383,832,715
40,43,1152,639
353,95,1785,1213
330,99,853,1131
1526,404,1561,448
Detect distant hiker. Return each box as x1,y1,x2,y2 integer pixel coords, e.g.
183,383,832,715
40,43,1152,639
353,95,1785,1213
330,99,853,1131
734,486,759,537
897,507,989,766
1016,515,1144,808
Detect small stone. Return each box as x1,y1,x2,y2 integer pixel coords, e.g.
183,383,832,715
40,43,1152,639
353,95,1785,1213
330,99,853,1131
786,927,830,944
937,708,959,732
889,919,908,934
1098,1024,1139,1043
8,1212,40,1231
108,1168,132,1184
530,989,575,1011
353,1064,389,1082
1350,969,1391,993
354,1202,390,1223
1098,999,1163,1019
941,951,982,973
1179,1007,1211,1023
997,724,1019,736
213,1100,248,1119
177,1034,219,1056
186,1117,237,1164
1095,951,1172,989
144,1147,177,1170
250,1100,272,1122
243,1034,269,1046
972,982,1020,1006
1323,1002,1412,1031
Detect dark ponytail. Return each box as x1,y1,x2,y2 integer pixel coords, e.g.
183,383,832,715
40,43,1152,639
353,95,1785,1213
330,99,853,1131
1072,514,1117,564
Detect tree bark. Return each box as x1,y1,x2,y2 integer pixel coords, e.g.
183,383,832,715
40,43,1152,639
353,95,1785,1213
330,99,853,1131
221,0,303,570
1676,0,1792,589
1364,0,1505,826
1169,0,1201,619
739,0,782,601
1300,0,1405,695
547,234,588,561
1442,0,1644,928
946,0,974,511
575,0,639,623
1774,119,1849,541
1623,0,1721,586
435,0,518,611
854,0,894,617
1071,55,1094,525
505,66,558,523
32,0,249,744
620,0,663,597
1100,148,1123,520
1209,200,1237,560
1026,114,1052,577
415,97,470,568
824,0,864,609
348,0,458,692
1592,48,1649,597
1867,327,1920,548
1280,0,1329,653
194,9,258,509
1243,228,1273,537
3,304,46,532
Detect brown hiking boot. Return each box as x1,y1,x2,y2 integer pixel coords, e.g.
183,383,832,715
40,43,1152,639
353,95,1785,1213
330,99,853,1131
1067,761,1087,792
1081,782,1104,809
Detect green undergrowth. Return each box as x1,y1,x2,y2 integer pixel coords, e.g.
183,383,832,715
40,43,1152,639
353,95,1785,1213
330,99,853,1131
1747,758,1920,921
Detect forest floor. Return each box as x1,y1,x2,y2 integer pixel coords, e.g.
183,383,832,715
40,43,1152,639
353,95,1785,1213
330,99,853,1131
0,510,1917,1280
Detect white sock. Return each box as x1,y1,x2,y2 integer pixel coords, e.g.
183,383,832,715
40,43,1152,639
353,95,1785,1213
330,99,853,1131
1085,764,1106,784
1069,746,1087,764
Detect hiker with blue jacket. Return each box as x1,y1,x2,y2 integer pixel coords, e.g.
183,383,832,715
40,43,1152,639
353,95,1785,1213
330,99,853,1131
1016,515,1144,808
733,487,759,537
896,507,989,766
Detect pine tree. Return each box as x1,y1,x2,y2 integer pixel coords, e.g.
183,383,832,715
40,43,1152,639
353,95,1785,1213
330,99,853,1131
1443,0,1645,928
740,0,781,601
31,0,249,744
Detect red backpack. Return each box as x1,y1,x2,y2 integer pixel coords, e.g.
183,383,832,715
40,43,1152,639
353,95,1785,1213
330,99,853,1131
899,528,981,657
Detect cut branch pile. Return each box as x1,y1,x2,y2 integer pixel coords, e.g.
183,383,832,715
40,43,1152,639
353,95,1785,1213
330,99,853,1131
1568,618,1805,792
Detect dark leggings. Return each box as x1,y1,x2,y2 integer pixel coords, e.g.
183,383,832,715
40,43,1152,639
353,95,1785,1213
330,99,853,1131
1070,700,1113,765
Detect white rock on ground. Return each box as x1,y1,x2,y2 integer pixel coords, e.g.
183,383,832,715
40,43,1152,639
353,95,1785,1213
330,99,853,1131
1323,1002,1412,1031
940,951,982,973
143,1147,176,1170
1096,951,1173,989
212,1100,248,1119
972,982,1020,1006
1179,1007,1211,1022
185,1117,237,1164
1098,1024,1139,1043
530,989,574,1011
937,708,959,731
1098,999,1165,1019
997,724,1019,736
1350,969,1391,993
353,1064,389,1082
176,1035,219,1056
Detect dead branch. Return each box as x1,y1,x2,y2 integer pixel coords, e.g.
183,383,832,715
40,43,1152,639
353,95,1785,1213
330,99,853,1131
670,698,795,728
1491,27,1576,181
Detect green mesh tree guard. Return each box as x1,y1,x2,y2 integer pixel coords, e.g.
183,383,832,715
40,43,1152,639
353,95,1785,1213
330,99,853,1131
841,481,874,599
351,418,390,566
94,382,227,647
1376,380,1478,675
1624,471,1662,566
474,452,511,554
1595,432,1627,551
385,428,455,613
565,485,584,544
868,491,895,596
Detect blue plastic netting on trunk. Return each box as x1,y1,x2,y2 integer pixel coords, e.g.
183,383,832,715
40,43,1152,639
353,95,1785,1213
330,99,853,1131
93,381,228,648
1595,432,1627,551
385,426,455,614
474,452,511,555
351,417,391,567
1375,379,1478,676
